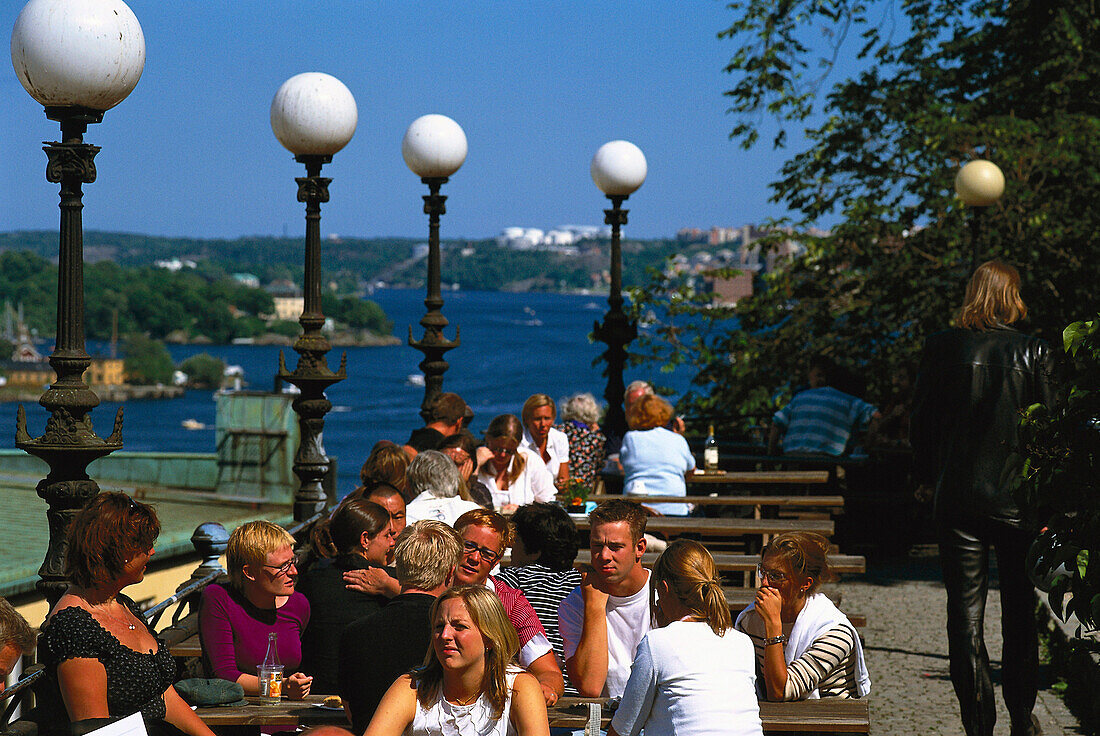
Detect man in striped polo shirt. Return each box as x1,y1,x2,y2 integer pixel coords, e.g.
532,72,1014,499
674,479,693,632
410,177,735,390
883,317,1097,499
768,358,879,456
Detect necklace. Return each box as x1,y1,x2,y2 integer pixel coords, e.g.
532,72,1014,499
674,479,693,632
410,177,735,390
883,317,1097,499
90,600,138,630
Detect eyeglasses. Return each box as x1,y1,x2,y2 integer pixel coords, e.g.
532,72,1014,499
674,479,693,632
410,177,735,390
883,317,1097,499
487,444,515,456
756,563,788,583
263,554,300,576
462,540,501,565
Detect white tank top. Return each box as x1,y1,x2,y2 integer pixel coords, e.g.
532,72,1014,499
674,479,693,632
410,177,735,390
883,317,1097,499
407,670,519,736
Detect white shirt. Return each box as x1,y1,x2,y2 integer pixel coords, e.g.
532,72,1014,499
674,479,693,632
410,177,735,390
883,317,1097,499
558,570,653,698
409,667,521,736
610,620,763,736
405,491,482,527
520,426,570,480
477,447,556,508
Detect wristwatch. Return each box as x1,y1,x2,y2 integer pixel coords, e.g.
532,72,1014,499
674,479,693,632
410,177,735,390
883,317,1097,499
764,634,787,646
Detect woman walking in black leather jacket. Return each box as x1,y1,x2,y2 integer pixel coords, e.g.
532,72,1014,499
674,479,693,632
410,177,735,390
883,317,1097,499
911,260,1057,736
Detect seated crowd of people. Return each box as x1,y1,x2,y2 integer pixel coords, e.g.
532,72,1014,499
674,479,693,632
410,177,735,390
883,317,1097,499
17,388,869,736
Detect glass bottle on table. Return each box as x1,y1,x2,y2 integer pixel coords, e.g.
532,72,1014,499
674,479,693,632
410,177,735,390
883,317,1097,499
258,631,284,704
704,424,719,472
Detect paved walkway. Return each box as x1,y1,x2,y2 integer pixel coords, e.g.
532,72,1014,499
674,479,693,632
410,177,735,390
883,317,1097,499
846,551,1085,735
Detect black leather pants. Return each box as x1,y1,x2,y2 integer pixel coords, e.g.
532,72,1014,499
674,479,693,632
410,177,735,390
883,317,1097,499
939,520,1039,736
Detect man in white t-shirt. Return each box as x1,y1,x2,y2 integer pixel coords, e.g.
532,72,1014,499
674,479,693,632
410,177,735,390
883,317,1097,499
558,500,652,697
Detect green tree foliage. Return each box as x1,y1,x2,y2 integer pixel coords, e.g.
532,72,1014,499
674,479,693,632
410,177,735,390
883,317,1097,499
0,250,390,344
268,320,302,338
179,352,226,389
1014,319,1100,633
321,291,394,334
631,0,1100,433
122,333,175,385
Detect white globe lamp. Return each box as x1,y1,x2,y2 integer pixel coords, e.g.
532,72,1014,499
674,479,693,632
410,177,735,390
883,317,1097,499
11,0,145,114
955,160,1005,207
589,140,646,445
402,114,467,179
591,140,647,197
271,73,358,157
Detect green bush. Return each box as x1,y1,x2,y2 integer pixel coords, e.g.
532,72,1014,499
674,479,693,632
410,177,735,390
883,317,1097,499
1014,319,1100,635
179,353,225,389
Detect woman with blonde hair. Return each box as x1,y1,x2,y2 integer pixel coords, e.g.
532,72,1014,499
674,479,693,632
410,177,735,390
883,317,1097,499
735,532,870,701
365,585,549,736
519,394,570,489
610,539,761,736
911,259,1056,736
199,520,313,699
620,394,695,515
476,414,555,512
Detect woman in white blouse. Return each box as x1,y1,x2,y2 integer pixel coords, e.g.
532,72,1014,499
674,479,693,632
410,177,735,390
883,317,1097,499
609,539,762,736
519,394,569,489
476,414,556,512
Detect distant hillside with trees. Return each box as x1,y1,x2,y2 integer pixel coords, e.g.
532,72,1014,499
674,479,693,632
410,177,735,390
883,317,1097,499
0,249,392,343
0,230,714,295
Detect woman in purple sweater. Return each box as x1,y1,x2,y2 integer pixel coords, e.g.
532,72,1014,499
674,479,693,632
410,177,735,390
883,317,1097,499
199,521,313,699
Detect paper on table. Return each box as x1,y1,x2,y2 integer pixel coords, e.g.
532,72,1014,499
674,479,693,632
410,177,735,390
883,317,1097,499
80,712,148,736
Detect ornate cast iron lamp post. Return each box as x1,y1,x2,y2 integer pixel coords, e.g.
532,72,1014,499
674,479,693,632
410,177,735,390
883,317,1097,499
955,159,1005,272
403,114,467,422
270,73,357,521
590,140,647,444
11,0,144,606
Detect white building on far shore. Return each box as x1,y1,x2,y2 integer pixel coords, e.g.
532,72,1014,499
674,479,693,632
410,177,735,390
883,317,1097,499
496,224,608,251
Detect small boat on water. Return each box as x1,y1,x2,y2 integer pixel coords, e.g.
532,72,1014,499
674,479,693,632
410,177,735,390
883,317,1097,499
406,374,425,387
181,418,206,430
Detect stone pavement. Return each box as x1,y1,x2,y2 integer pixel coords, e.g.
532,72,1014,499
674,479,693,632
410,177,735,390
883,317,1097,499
845,551,1085,735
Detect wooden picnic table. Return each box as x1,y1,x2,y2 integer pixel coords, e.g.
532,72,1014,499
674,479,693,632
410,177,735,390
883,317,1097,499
686,470,830,485
571,515,834,538
195,695,870,733
587,493,844,508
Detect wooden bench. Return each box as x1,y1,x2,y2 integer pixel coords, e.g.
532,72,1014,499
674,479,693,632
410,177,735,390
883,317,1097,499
589,493,843,508
194,695,870,734
572,515,833,540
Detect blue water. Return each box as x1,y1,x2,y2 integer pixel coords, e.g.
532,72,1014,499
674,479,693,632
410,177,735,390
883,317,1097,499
41,289,693,498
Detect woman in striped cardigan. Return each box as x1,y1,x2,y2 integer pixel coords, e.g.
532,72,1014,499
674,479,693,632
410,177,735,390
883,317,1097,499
734,532,871,700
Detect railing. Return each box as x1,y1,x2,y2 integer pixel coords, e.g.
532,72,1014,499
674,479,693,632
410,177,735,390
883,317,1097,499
1,665,44,733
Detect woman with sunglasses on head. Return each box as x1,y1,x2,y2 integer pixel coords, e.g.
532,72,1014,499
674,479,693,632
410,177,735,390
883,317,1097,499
199,520,313,700
476,415,556,513
39,492,216,736
734,532,870,700
609,539,761,736
365,585,549,736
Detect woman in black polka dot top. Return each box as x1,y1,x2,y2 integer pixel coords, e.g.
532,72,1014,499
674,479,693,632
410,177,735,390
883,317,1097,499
38,492,215,736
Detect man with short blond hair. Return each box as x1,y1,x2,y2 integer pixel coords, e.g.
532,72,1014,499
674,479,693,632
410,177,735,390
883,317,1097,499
558,499,652,697
337,521,462,732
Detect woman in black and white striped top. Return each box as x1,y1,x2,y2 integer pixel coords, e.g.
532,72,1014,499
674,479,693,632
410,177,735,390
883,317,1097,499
734,532,870,700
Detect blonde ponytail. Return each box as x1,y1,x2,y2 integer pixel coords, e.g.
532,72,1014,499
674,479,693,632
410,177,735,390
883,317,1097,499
652,539,731,635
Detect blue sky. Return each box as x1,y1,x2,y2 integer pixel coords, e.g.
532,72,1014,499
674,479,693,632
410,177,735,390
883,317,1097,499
2,2,825,241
